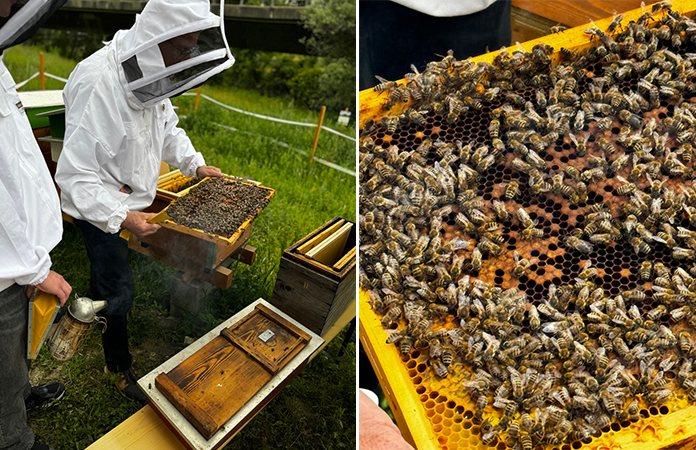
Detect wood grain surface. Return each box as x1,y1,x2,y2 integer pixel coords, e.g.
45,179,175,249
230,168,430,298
512,0,659,27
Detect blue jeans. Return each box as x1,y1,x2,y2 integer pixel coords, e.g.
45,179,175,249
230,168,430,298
73,219,134,373
0,284,34,450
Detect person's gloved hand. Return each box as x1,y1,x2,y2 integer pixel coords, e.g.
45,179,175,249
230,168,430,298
359,389,415,450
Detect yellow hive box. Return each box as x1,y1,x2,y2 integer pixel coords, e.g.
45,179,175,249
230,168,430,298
359,1,696,449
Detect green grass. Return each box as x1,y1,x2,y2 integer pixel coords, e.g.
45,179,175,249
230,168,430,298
6,44,356,449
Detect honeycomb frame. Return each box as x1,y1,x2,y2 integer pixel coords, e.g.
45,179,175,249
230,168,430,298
359,1,696,449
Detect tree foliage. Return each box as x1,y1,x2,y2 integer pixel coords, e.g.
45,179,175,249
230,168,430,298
295,0,356,115
300,0,356,60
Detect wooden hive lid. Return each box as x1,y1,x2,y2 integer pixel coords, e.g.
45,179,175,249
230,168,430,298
139,299,323,450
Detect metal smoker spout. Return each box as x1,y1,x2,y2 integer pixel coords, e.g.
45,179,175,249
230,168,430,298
69,296,108,324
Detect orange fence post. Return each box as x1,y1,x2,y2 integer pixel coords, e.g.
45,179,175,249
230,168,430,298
39,52,45,90
194,86,202,112
309,105,327,166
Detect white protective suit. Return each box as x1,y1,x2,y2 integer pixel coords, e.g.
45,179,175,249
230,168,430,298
389,0,497,17
0,59,62,292
55,0,234,234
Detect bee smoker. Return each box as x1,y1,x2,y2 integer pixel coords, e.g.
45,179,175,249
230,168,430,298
47,296,107,361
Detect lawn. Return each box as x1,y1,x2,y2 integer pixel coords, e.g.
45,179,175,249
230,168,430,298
5,44,357,449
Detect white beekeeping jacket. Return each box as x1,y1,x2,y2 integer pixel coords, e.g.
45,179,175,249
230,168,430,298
0,0,67,291
56,0,235,234
0,60,63,291
389,0,497,17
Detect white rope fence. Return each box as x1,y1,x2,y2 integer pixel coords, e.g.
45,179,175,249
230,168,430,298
16,70,356,176
212,122,356,176
15,72,39,89
44,72,68,83
183,92,356,142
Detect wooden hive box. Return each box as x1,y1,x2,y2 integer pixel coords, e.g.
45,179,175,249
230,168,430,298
139,299,323,450
270,216,356,336
133,177,275,289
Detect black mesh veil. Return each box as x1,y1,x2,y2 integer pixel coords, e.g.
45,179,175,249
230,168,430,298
0,0,67,54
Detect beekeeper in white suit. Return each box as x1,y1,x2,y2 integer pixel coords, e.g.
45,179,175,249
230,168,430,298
0,1,74,448
55,0,234,401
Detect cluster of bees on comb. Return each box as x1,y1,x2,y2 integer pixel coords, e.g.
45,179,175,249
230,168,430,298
167,177,272,237
359,1,696,448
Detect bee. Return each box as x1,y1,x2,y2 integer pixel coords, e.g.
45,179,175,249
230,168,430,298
513,250,531,278
381,115,400,134
492,200,509,221
596,117,614,131
572,109,586,131
582,167,606,183
615,175,637,195
565,164,581,182
519,430,533,450
479,237,502,255
455,213,475,233
565,236,593,254
596,136,616,156
674,247,696,260
517,208,534,229
520,227,544,240
430,358,448,378
640,261,653,280
646,388,673,405
471,246,482,272
373,75,397,93
503,180,521,200
511,158,533,174
488,118,500,139
569,132,589,157
522,307,540,335
579,260,598,280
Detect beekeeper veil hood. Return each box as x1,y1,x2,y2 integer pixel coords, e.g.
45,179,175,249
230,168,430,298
114,0,234,107
0,0,67,54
